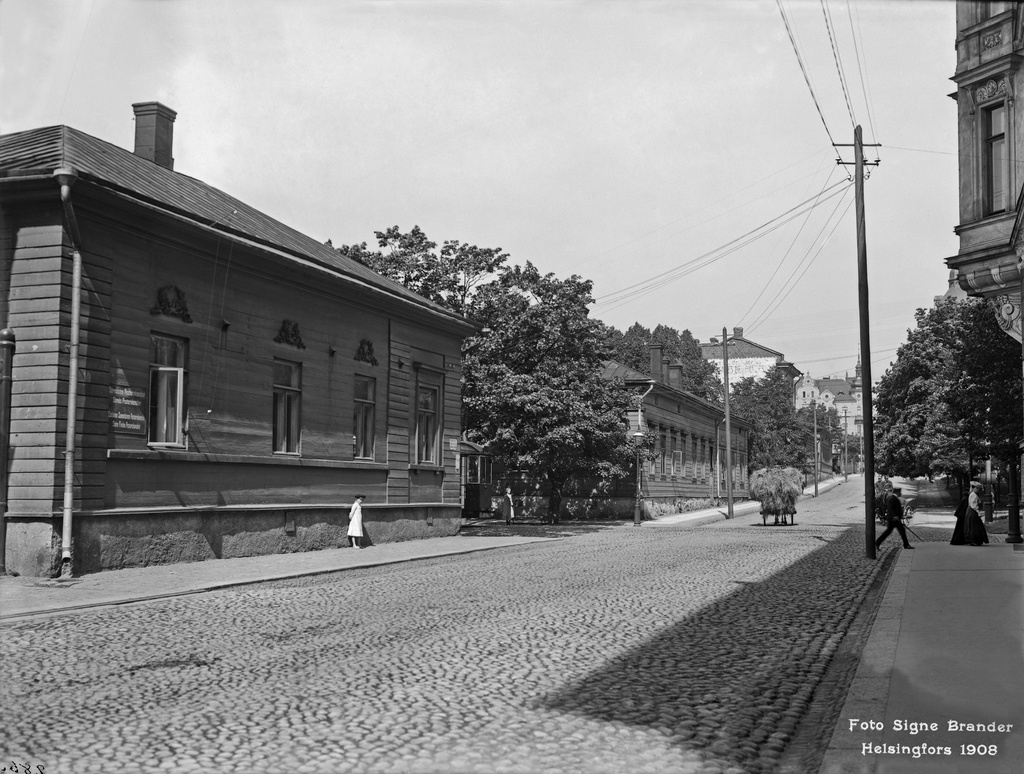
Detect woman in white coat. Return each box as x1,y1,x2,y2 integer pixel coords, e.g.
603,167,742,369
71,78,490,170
347,494,366,548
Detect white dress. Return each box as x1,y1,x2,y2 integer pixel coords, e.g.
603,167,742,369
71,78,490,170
347,500,364,537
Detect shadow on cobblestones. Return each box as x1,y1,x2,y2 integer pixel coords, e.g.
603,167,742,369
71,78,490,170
539,525,886,774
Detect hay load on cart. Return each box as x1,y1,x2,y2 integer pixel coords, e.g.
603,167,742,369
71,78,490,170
750,466,803,526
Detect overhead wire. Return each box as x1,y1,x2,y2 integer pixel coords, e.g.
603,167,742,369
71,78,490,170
736,164,837,328
847,0,879,143
580,148,833,270
821,0,857,128
777,0,838,147
745,185,855,333
593,180,852,313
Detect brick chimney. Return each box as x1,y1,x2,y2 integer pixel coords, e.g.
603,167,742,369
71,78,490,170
649,344,663,382
668,364,683,390
733,326,744,339
132,102,177,169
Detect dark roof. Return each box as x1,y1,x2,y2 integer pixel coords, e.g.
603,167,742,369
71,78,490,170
601,360,750,427
601,360,651,382
700,335,786,360
816,377,856,397
0,125,468,326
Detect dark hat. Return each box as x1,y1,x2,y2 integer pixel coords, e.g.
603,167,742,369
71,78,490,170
355,494,366,499
892,487,902,495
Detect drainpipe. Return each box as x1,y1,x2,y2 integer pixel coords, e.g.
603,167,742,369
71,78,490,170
54,168,82,576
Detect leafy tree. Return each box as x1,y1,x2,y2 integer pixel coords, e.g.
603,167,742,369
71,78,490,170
606,322,722,402
730,365,808,470
334,225,508,315
874,298,1022,486
463,263,633,520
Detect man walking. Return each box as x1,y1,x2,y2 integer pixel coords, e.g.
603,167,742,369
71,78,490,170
875,483,914,550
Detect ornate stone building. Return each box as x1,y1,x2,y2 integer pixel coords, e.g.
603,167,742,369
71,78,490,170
794,357,863,437
950,1,1023,542
949,2,1024,340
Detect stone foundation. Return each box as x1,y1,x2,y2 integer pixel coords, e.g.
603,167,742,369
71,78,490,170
4,504,461,577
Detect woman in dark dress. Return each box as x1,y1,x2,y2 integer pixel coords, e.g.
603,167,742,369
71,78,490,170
950,495,968,545
964,480,989,546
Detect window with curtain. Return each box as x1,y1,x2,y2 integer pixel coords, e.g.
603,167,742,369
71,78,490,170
416,383,440,464
353,375,375,459
149,333,187,447
273,359,301,454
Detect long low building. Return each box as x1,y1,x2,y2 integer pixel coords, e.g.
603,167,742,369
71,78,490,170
0,102,476,576
605,349,752,511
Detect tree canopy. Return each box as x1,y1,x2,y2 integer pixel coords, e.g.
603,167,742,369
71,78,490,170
334,225,508,315
462,263,634,519
605,322,722,402
730,365,809,471
874,298,1022,484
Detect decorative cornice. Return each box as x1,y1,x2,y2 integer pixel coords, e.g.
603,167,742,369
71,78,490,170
274,319,306,349
150,285,192,323
355,338,379,366
992,293,1023,342
975,76,1008,104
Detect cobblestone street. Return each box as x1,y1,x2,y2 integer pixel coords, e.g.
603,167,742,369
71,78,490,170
1,483,950,774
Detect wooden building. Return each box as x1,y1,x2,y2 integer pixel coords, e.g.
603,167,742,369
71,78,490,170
0,102,475,576
604,351,752,511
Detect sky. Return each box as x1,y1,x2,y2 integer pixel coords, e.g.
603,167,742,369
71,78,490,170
0,0,961,384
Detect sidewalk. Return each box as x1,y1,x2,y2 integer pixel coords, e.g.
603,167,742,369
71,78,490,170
819,539,1024,774
0,534,554,622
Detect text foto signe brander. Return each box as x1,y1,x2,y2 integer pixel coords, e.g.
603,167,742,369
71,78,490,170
849,719,1015,733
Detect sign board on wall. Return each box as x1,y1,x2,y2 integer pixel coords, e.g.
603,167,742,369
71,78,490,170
109,383,147,435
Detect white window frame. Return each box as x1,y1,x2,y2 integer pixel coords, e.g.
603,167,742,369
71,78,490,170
148,333,187,448
273,359,302,455
416,383,440,464
353,375,376,460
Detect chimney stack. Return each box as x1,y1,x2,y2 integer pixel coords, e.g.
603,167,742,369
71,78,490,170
733,326,744,339
649,344,663,382
669,364,683,390
132,102,177,169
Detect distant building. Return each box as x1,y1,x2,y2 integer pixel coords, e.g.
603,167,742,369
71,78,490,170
794,356,864,437
699,327,801,387
0,102,475,577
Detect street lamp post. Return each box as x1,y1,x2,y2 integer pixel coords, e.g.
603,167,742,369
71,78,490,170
722,328,734,519
633,380,656,527
842,408,849,483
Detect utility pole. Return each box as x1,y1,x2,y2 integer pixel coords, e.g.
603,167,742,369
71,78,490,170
722,328,734,519
812,399,818,497
837,125,880,559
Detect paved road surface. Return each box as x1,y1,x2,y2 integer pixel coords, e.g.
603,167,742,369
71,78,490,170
0,481,947,774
